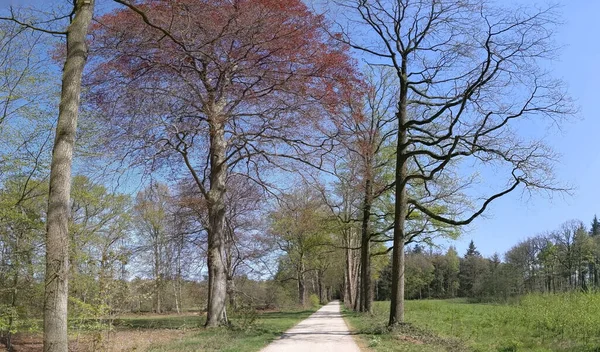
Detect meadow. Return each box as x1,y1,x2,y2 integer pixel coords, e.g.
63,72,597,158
8,308,317,352
344,293,600,352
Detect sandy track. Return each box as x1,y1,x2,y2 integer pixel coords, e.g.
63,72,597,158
260,301,361,352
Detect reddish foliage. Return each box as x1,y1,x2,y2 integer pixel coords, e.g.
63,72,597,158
88,0,358,122
86,0,363,172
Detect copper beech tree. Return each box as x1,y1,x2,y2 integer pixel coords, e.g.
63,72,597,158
87,0,356,326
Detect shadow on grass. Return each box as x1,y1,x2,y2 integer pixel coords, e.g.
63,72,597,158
257,310,315,320
112,309,315,330
113,316,204,329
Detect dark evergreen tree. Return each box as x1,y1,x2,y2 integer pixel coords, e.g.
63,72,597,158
375,262,393,301
465,240,481,258
412,244,424,254
459,241,488,297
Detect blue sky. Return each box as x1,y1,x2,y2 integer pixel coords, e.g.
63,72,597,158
450,0,600,257
1,0,597,258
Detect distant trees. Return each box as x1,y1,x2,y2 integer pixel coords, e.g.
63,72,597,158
269,186,336,306
68,176,131,315
458,241,488,297
374,216,600,302
133,184,173,314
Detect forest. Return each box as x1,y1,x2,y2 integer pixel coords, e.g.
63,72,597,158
0,0,595,351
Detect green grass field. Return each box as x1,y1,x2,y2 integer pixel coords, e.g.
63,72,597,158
344,293,600,352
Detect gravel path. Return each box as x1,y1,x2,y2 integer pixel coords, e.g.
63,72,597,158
260,300,361,352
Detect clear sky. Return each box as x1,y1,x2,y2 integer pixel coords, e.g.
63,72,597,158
1,0,597,259
450,0,600,257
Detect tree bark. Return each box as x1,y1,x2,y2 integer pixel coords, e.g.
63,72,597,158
298,260,306,306
44,1,94,351
317,269,325,304
354,263,361,312
153,236,162,314
344,231,356,309
205,102,228,327
359,178,373,313
227,276,236,310
389,56,409,326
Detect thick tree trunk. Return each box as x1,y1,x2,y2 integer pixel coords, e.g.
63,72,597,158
360,178,373,313
205,103,228,327
389,57,409,326
44,1,94,351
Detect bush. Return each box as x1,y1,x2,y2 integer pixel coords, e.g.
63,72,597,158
308,294,320,309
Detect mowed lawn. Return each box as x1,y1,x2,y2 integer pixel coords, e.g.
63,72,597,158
344,294,600,352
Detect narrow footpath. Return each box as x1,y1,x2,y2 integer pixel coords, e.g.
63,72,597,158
260,300,361,352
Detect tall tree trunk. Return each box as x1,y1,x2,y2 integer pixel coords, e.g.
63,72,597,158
297,257,306,306
343,252,350,304
360,178,373,313
389,56,408,326
317,269,325,304
225,227,237,310
205,103,228,327
344,231,355,309
354,264,361,312
7,267,19,351
227,276,236,310
172,280,180,314
153,240,162,314
44,1,94,351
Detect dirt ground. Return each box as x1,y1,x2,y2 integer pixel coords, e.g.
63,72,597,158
6,329,193,352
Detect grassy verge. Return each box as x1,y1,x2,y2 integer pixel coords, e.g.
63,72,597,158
343,294,600,352
343,303,460,352
144,308,317,352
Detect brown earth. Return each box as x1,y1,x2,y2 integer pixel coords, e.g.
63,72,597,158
5,329,193,352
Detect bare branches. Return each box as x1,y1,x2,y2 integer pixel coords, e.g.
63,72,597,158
0,7,69,35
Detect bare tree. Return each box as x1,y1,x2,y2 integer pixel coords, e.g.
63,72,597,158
333,0,574,325
88,0,355,326
332,67,397,312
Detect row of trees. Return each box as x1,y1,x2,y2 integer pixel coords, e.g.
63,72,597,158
0,174,283,341
380,216,600,302
0,0,574,351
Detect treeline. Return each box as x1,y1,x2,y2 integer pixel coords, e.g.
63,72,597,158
0,174,299,334
373,217,600,301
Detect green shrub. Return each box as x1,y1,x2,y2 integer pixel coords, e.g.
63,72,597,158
308,294,320,309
